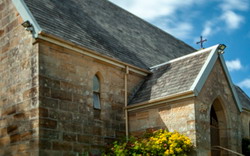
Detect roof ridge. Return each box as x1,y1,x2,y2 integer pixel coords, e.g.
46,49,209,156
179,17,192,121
129,46,211,105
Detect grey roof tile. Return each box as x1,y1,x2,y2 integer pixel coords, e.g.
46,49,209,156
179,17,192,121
129,51,210,104
23,0,195,69
235,85,250,110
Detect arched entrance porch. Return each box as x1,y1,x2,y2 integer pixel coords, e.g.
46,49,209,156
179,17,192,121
210,98,228,156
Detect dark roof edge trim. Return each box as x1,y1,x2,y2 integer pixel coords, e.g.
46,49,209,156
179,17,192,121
126,90,194,112
236,85,250,100
219,54,242,112
38,32,151,76
190,44,220,95
190,44,242,112
235,85,250,110
12,0,42,37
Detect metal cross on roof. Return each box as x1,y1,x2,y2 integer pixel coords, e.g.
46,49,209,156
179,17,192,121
196,36,207,49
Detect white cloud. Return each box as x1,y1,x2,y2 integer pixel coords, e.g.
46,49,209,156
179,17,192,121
220,0,249,11
161,22,193,39
201,21,221,37
238,79,250,89
219,0,248,30
109,0,201,20
226,59,243,71
201,10,244,37
110,0,196,39
200,0,248,37
221,11,244,29
110,0,247,39
202,25,212,37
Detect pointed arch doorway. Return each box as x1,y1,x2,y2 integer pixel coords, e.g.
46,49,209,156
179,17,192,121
210,99,228,156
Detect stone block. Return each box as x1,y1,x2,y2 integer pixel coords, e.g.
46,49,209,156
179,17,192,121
0,136,10,146
136,111,149,120
39,150,62,156
23,87,38,100
10,133,21,143
59,100,78,112
62,151,77,156
29,108,38,119
93,127,102,136
77,134,91,143
51,89,72,101
38,107,48,117
73,143,89,153
14,112,26,119
40,129,59,140
39,75,60,89
39,86,51,97
61,123,82,133
2,105,16,116
39,118,57,129
72,113,86,123
7,125,18,134
72,93,84,103
39,139,51,150
20,131,34,142
63,133,77,142
40,97,58,109
0,3,4,12
58,111,73,121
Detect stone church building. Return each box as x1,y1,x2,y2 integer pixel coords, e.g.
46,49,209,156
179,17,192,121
1,0,250,155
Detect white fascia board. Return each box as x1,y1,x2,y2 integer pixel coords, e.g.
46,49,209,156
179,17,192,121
219,55,243,112
190,44,220,96
150,46,217,70
12,0,42,37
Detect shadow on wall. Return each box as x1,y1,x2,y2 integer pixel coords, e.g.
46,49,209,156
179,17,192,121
128,97,196,151
128,108,169,136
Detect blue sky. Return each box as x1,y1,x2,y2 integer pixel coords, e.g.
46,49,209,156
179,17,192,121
110,0,250,96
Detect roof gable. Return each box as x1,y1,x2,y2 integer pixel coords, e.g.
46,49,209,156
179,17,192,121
13,0,195,69
190,45,242,111
129,45,243,112
129,48,211,104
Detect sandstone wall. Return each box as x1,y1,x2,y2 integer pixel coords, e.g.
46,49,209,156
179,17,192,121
38,40,144,155
128,98,196,143
0,0,39,155
241,111,250,138
194,60,242,155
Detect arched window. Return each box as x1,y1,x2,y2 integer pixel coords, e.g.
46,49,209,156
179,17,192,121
93,75,101,109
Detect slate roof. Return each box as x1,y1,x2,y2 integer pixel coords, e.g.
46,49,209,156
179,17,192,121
23,0,195,69
235,85,250,110
129,50,210,104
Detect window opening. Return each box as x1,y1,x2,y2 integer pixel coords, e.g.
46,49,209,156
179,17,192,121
93,75,101,109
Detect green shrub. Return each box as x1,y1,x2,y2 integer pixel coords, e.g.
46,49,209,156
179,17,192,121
242,138,250,156
104,129,193,156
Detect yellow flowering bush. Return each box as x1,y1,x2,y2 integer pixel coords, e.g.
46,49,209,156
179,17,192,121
104,129,193,156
